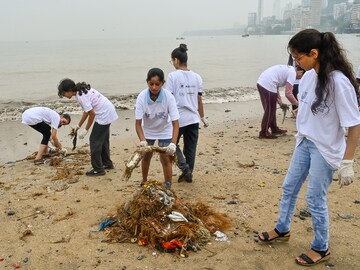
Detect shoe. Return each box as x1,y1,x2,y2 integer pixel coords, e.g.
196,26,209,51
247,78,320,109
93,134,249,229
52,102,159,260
272,128,287,136
104,164,114,170
258,133,277,139
296,248,330,266
258,228,290,242
86,169,105,176
178,169,192,183
34,158,45,165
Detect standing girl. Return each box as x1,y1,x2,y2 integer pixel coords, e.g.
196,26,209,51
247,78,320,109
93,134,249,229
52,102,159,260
58,79,118,176
135,68,179,188
258,29,360,266
166,44,208,183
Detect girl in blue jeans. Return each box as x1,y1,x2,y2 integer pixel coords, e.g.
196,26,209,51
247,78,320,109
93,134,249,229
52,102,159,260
258,29,360,266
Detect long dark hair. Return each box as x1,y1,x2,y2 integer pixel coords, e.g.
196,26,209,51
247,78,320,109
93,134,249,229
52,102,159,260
288,29,359,113
171,44,188,66
58,78,91,97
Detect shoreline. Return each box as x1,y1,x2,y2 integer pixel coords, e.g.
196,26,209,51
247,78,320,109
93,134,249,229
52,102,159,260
0,100,264,165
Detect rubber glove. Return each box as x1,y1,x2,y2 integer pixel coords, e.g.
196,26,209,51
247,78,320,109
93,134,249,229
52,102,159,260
75,124,81,132
79,129,88,140
139,141,148,147
166,143,177,155
201,117,209,128
338,160,354,188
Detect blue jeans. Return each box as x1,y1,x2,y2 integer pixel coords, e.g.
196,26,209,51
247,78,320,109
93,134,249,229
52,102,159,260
276,138,334,251
146,138,171,147
176,123,199,173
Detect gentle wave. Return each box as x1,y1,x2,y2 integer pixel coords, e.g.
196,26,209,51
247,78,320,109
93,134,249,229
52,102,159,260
0,86,258,122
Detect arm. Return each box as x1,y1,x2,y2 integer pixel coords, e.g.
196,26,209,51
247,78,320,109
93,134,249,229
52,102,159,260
135,119,145,142
51,129,62,150
171,120,179,144
285,82,298,105
198,95,209,127
80,109,95,131
343,124,360,160
276,90,283,105
197,95,205,118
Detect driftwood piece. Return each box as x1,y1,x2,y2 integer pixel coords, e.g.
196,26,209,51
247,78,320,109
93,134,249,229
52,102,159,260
122,146,169,181
280,103,290,124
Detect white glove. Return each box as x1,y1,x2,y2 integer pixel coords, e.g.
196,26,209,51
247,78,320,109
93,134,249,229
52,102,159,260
59,149,67,156
139,141,148,147
338,160,354,188
50,139,55,146
201,117,209,128
166,143,177,155
75,124,81,132
79,129,88,140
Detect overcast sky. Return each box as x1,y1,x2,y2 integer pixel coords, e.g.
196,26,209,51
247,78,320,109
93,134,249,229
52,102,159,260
1,0,302,41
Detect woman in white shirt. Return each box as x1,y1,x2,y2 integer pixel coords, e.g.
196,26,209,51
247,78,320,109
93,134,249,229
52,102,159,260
22,107,70,163
58,79,118,176
258,29,360,266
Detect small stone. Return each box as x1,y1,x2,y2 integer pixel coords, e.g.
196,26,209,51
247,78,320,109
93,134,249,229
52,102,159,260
338,213,353,219
7,210,16,216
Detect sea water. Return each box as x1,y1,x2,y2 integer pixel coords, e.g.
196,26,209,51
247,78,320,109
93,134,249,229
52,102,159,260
0,34,359,122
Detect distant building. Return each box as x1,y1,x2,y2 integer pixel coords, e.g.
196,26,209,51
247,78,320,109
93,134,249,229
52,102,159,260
351,0,360,27
248,12,257,27
309,0,322,28
258,0,264,24
334,2,347,20
273,0,282,20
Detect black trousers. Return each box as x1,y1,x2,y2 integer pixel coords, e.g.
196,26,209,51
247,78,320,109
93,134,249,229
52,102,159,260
30,122,51,145
89,122,112,171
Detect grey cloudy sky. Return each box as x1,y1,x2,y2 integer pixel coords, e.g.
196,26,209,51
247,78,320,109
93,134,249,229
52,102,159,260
1,0,301,41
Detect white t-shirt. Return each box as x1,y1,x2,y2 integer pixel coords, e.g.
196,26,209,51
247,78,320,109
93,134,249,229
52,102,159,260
166,69,203,127
135,88,179,140
76,88,118,125
22,107,60,129
257,65,296,93
296,69,360,169
356,66,360,79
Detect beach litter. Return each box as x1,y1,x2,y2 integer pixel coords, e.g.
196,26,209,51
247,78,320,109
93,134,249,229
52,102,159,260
100,180,232,257
280,103,290,124
123,146,176,181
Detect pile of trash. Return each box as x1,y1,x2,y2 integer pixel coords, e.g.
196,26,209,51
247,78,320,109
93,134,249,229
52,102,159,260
101,180,232,256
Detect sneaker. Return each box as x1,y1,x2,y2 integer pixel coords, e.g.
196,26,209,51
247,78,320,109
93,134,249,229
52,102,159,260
104,164,115,170
86,169,105,176
178,169,193,183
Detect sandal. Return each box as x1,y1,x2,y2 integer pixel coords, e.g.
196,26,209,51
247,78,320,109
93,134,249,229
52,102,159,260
258,228,290,242
296,248,330,266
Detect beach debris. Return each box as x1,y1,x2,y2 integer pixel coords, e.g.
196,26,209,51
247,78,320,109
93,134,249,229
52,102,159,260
123,146,175,181
238,161,255,168
102,180,231,256
214,231,228,242
280,103,290,124
7,210,16,216
69,127,78,150
20,229,34,240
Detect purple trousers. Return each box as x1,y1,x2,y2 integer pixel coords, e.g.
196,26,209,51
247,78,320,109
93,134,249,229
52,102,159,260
257,84,279,136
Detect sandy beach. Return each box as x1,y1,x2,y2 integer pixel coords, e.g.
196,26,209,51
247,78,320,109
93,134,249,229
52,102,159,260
1,100,360,270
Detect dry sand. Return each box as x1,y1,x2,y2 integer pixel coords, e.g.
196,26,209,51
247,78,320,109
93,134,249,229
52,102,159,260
0,100,359,270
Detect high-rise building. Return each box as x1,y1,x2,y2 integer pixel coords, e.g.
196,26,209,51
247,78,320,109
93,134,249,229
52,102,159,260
258,0,263,24
309,0,323,28
273,0,281,20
